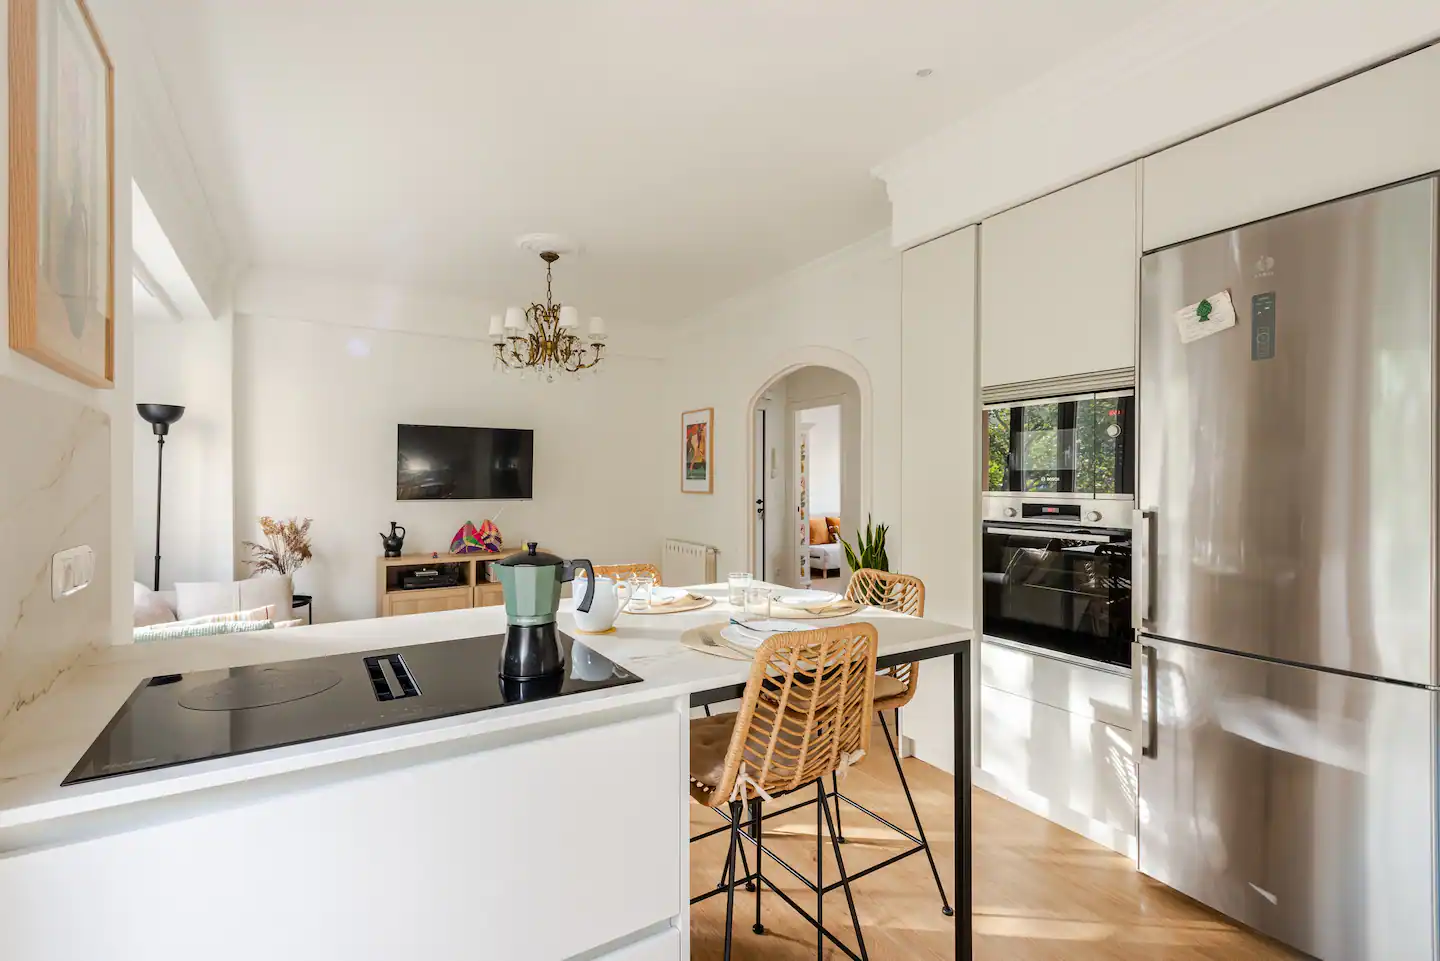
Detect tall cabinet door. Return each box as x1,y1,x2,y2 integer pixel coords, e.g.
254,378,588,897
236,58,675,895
1137,635,1436,961
899,225,978,772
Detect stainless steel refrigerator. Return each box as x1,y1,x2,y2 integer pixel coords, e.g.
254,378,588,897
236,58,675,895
1137,176,1439,961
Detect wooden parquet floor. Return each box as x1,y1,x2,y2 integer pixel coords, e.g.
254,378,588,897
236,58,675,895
688,746,1304,960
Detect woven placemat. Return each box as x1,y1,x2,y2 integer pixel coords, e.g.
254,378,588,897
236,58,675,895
626,594,715,616
680,622,753,660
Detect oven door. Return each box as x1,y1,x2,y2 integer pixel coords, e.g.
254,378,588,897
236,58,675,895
981,522,1132,668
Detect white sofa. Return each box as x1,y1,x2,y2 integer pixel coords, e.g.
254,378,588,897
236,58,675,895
134,575,296,628
808,542,843,576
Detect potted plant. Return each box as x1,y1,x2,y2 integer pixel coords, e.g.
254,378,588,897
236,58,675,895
840,514,890,573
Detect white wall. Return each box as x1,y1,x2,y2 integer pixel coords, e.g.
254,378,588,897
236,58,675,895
132,309,235,590
798,404,840,518
660,232,899,579
753,382,788,581
876,2,1440,247
233,275,668,622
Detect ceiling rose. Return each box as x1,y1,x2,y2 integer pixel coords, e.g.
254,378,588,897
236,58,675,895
489,248,606,381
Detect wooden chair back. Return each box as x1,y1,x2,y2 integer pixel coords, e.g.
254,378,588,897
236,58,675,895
705,622,879,807
593,563,661,585
846,569,925,709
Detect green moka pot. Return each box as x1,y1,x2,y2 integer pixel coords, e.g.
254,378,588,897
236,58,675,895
493,542,594,679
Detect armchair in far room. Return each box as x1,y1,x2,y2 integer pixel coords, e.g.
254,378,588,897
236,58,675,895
807,516,843,577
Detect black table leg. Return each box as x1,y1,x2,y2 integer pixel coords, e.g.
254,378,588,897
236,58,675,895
954,646,972,960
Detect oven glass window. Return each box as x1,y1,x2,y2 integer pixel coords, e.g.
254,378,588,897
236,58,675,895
982,525,1132,667
985,392,1133,495
985,408,1011,492
1076,394,1134,496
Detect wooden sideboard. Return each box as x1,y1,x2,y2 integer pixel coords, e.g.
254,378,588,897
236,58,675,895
375,550,532,617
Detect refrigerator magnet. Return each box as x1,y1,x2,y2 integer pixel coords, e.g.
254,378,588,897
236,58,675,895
1174,289,1237,344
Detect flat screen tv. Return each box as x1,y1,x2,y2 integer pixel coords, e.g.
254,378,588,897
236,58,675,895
397,424,534,500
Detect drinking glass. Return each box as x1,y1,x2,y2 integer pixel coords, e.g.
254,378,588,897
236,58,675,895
631,573,656,612
728,572,753,606
744,586,771,619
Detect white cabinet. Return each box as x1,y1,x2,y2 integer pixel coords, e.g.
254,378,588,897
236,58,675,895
1144,44,1440,250
978,639,1136,856
899,226,978,770
979,163,1138,387
0,710,684,961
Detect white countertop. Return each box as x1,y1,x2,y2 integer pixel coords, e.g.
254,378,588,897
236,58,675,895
0,584,969,844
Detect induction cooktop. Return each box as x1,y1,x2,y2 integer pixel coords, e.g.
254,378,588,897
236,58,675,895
64,632,640,785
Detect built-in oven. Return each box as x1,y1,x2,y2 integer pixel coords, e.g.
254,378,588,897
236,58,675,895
981,501,1132,669
980,387,1135,670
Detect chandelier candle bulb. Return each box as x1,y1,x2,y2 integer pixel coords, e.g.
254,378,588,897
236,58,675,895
488,314,504,337
559,305,579,329
504,307,525,330
589,316,606,338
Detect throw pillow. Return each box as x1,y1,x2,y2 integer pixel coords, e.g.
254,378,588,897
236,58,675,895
133,582,177,628
808,517,829,545
174,580,241,620
133,619,275,644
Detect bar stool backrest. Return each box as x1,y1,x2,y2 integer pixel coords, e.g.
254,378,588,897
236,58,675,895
846,569,925,709
706,623,879,807
593,563,662,584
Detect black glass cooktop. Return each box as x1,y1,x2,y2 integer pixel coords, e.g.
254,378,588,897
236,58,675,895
64,633,639,785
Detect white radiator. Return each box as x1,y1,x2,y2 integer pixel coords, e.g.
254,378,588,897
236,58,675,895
663,539,719,586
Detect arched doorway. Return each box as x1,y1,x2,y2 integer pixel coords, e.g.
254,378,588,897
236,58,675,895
745,354,870,590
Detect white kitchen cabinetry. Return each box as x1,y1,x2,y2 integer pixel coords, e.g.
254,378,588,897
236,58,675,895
977,639,1136,857
1144,43,1440,251
899,226,979,771
979,163,1138,388
0,710,683,961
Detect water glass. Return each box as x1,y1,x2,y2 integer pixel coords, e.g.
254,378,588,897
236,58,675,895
744,586,771,619
630,573,656,612
727,572,753,606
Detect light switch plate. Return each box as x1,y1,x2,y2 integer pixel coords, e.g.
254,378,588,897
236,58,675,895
52,545,95,600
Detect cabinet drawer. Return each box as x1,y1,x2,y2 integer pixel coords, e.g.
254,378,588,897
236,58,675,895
981,638,1131,730
980,683,1136,850
387,587,472,616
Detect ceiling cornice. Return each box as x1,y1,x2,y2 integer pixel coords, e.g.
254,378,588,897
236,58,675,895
874,0,1440,248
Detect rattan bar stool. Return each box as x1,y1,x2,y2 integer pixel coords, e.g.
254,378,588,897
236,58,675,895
836,568,953,916
688,623,879,961
592,562,661,583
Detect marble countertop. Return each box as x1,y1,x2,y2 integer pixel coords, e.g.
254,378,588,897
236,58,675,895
0,584,969,844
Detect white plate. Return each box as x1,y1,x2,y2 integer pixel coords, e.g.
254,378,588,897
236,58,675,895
774,590,839,607
721,620,821,650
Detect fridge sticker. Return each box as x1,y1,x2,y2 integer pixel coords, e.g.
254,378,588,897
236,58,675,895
1174,289,1238,344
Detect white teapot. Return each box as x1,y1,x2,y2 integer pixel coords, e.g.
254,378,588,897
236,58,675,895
571,575,632,634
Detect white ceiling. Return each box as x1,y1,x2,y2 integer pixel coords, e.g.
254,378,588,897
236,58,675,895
133,0,1166,325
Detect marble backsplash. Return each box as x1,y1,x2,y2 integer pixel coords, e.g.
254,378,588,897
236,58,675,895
0,375,112,725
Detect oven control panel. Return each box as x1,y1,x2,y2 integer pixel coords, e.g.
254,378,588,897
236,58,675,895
983,495,1133,530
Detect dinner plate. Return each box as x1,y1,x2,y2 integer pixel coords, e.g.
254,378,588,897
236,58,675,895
774,589,840,607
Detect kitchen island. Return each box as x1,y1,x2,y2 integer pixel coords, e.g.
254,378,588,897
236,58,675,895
0,585,971,961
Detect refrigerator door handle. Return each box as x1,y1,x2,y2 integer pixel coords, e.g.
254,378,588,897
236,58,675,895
1136,509,1157,629
1141,643,1158,759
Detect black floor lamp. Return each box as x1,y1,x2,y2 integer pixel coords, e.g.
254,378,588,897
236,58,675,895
137,403,185,591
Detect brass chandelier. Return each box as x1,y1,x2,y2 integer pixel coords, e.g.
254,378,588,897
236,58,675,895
489,250,606,380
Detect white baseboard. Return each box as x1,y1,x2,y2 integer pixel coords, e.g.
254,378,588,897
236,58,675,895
973,767,1137,860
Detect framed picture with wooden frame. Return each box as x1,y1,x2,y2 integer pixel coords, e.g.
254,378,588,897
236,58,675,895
681,407,714,494
7,0,115,388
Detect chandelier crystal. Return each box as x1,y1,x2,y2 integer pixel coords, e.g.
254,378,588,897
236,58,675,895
491,251,606,380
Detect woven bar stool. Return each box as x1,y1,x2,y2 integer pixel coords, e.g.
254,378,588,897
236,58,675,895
836,568,953,916
688,623,879,961
591,562,661,584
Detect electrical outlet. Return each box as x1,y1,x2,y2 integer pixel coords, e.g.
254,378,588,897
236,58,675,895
52,545,95,600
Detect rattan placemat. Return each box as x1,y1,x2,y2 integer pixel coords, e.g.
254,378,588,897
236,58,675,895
766,600,863,620
680,622,753,660
626,594,715,615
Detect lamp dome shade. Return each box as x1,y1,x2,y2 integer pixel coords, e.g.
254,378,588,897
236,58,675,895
137,403,185,435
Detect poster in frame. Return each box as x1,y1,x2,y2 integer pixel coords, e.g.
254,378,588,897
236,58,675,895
7,0,115,388
681,407,713,494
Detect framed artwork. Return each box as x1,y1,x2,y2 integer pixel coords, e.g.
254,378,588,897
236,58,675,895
8,0,115,388
681,407,714,494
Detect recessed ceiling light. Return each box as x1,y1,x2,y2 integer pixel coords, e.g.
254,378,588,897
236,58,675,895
915,68,933,79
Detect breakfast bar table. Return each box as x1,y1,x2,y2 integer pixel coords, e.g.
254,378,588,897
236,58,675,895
0,582,972,961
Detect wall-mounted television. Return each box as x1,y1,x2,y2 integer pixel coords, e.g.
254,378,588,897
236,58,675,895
397,424,534,500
